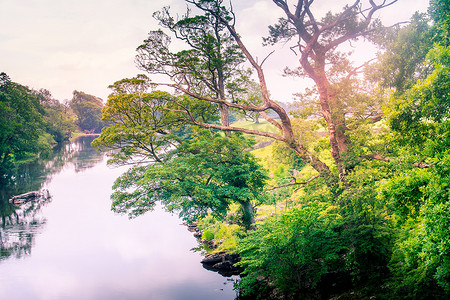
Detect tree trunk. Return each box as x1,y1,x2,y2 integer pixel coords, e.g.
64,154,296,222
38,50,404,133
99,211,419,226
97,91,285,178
219,103,229,127
238,200,255,229
306,65,351,179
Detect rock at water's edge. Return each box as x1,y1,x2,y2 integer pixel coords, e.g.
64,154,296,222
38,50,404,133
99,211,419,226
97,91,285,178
9,189,51,205
201,251,244,277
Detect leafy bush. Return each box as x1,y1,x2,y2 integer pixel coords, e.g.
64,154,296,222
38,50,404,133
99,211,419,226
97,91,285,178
202,229,215,241
387,154,450,299
236,202,347,299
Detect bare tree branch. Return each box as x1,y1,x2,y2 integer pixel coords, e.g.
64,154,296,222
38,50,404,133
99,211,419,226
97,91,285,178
260,50,276,67
163,97,286,141
267,174,320,190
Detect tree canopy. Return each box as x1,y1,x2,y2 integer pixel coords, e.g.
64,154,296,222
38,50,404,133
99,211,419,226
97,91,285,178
110,129,267,227
0,73,46,173
69,90,104,133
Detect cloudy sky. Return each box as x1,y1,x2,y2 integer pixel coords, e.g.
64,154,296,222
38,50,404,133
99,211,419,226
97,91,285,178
0,0,429,102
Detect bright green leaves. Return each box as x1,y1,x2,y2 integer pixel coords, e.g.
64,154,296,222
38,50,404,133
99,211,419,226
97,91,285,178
419,46,450,122
387,45,450,149
379,168,431,221
385,153,450,297
94,89,179,165
109,129,267,226
93,75,219,166
378,35,450,291
237,202,345,298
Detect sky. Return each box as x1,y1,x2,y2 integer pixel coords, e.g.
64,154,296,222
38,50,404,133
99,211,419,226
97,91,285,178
0,0,430,103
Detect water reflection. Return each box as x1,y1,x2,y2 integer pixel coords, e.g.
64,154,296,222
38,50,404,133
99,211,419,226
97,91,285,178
0,135,103,200
0,135,237,300
0,194,51,260
0,136,102,261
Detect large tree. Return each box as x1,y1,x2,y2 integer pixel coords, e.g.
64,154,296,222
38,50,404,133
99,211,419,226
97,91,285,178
95,0,407,227
93,75,267,226
135,0,401,184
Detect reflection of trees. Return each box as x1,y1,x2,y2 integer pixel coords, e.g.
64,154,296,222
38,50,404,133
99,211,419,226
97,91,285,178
68,135,104,173
0,135,103,261
1,195,51,260
1,135,103,200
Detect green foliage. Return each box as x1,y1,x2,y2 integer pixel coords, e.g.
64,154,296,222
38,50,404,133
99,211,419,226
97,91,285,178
235,158,397,299
385,155,450,298
92,75,219,166
36,89,77,143
137,4,245,101
202,229,215,241
0,73,46,174
94,76,270,227
429,0,450,44
387,45,450,147
372,4,450,296
379,168,431,221
338,166,394,286
371,13,434,92
237,202,346,299
69,90,104,133
0,73,80,178
110,130,268,227
197,215,242,253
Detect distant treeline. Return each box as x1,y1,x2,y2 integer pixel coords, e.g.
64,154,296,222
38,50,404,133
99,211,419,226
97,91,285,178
0,72,103,175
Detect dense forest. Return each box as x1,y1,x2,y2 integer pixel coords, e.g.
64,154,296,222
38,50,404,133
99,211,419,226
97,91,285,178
3,0,450,298
0,73,103,179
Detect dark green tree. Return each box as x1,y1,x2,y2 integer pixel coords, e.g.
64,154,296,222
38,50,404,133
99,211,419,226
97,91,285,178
0,73,47,174
237,202,346,299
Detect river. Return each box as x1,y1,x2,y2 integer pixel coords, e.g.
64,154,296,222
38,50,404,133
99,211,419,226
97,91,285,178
0,136,238,300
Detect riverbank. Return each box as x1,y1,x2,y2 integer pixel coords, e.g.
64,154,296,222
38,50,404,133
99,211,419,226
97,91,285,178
186,222,244,277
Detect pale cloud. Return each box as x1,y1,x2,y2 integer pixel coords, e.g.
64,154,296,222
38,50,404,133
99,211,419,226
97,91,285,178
0,0,429,102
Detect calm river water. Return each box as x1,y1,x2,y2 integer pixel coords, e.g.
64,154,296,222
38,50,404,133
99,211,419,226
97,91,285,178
0,136,237,300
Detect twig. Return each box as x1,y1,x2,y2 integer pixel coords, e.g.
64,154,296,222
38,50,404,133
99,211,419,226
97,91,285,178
267,174,320,191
